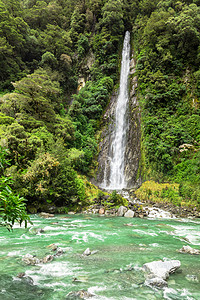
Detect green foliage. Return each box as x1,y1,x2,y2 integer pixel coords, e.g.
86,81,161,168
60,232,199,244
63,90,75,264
136,180,183,207
100,0,124,36
22,152,79,205
105,190,128,208
133,0,200,206
0,146,30,230
1,0,199,213
77,34,89,58
179,182,200,205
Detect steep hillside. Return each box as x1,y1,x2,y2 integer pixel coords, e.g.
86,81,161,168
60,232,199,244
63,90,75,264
0,0,199,214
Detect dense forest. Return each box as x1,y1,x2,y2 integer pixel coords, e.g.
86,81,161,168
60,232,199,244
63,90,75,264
0,0,200,226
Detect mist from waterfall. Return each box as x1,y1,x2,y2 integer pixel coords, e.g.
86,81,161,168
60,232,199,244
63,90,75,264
103,31,130,190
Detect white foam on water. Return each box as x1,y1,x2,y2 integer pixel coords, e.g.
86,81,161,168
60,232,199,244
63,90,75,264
163,287,178,300
19,234,31,239
71,219,88,223
7,250,22,257
163,287,195,300
146,207,174,219
71,231,105,243
12,221,30,229
133,229,158,236
25,261,82,285
43,225,68,231
40,231,68,237
149,243,159,247
180,288,194,299
43,282,69,288
171,225,200,245
88,286,107,294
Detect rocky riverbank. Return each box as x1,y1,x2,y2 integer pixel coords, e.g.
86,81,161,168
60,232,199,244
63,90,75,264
82,196,200,219
28,193,200,219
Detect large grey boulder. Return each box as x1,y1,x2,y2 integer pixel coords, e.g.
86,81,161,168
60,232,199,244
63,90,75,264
143,260,181,280
143,260,181,289
117,206,128,217
66,290,94,299
124,210,135,218
179,245,200,255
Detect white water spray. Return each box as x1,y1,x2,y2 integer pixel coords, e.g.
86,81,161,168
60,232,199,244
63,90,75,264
105,31,130,189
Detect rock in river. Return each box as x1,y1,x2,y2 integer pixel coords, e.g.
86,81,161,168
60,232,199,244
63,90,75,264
39,212,54,218
42,255,54,264
82,248,98,256
66,290,94,299
145,277,168,288
22,254,40,265
179,245,200,255
117,206,128,217
143,260,181,288
143,260,181,280
83,248,91,256
124,210,135,218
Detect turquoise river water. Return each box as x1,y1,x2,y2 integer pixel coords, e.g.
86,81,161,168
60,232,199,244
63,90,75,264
0,214,200,300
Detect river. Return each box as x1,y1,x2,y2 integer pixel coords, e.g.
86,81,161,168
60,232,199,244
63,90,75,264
0,214,200,299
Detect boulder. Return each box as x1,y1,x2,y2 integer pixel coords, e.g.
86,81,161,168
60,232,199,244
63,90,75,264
143,260,181,280
55,247,64,256
36,228,45,234
22,253,55,265
145,277,168,288
83,248,91,256
124,210,135,218
99,208,105,214
39,212,54,218
17,272,25,278
179,245,200,255
82,248,98,256
47,243,58,251
22,254,40,265
90,250,98,255
66,290,94,299
42,255,54,264
185,274,199,282
117,206,128,217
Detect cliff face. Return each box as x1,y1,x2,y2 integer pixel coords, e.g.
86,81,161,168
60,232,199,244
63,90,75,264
124,56,141,188
97,53,141,189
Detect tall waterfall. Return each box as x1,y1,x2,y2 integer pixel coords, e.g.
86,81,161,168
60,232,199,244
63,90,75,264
104,31,130,190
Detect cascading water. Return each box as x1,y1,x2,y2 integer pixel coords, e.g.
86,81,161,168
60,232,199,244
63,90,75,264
104,31,130,190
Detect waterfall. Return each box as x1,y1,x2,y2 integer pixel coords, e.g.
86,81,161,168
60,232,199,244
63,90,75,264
103,31,131,190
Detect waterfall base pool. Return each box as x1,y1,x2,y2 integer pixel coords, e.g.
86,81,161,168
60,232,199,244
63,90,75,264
0,214,200,299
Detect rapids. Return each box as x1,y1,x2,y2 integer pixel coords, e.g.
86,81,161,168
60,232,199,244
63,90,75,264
0,214,200,299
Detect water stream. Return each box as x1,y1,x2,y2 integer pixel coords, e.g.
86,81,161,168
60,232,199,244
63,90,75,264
104,31,130,190
1,214,200,299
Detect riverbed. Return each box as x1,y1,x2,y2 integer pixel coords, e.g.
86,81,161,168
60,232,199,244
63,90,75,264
0,214,200,299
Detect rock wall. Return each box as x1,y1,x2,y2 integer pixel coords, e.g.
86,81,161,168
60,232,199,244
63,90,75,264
124,55,141,188
96,53,141,189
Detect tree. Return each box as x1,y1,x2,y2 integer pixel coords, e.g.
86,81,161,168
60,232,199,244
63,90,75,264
100,0,124,36
1,69,60,129
0,146,30,230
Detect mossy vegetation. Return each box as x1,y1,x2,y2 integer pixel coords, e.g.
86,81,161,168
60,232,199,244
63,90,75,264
136,180,200,209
